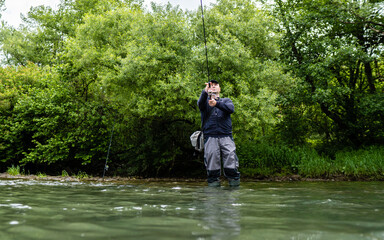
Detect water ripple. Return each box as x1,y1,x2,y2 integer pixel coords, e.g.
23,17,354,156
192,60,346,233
0,203,32,209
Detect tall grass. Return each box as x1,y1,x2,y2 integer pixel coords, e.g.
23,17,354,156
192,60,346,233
6,165,21,176
75,171,89,179
333,146,384,179
61,170,69,177
238,141,384,179
295,147,332,178
237,141,301,177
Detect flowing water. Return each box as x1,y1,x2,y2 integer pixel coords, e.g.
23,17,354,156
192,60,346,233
0,179,383,240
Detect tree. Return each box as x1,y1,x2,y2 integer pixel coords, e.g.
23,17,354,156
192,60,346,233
0,0,143,66
273,0,384,148
0,64,115,174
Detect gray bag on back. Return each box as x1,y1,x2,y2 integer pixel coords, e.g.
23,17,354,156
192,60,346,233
190,107,213,152
190,131,204,152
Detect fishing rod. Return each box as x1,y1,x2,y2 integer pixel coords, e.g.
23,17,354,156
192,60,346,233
200,0,210,84
102,123,115,179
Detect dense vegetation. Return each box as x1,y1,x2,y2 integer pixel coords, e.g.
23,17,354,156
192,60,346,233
0,0,383,179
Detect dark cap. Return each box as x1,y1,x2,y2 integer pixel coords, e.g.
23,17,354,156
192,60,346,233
209,79,219,84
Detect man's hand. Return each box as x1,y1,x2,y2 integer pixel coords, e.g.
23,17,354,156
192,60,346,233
204,82,210,93
209,99,217,107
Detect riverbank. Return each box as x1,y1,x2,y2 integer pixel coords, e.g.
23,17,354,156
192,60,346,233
0,172,378,183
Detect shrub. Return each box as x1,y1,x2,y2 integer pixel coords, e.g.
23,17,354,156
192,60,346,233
237,140,301,177
6,165,21,176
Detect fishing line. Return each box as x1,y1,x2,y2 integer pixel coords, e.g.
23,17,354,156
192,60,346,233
200,0,210,82
102,123,115,179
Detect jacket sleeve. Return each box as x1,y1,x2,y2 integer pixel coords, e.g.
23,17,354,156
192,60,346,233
197,89,208,111
216,98,234,114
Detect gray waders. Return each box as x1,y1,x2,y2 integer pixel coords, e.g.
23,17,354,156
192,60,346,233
204,136,240,187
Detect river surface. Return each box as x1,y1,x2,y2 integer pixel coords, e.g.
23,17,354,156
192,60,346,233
0,179,383,240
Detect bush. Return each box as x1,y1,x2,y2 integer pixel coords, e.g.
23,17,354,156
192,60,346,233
6,165,21,176
237,140,301,177
0,65,114,175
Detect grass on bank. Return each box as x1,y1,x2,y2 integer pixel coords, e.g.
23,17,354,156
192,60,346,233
5,166,91,180
37,172,47,178
238,142,384,180
61,170,69,177
6,165,21,176
333,146,384,178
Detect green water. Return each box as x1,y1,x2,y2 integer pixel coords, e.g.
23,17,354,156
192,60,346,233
0,179,383,240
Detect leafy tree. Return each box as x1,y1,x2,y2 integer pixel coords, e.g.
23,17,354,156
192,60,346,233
0,0,143,66
273,0,384,148
0,64,114,174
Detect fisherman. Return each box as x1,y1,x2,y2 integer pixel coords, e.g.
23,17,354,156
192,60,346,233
197,80,240,187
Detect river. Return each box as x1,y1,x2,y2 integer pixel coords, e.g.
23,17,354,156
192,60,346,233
0,179,383,240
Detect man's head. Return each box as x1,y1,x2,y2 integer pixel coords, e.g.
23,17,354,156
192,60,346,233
209,80,221,93
208,79,221,99
209,79,219,85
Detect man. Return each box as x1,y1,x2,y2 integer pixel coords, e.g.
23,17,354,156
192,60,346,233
197,80,240,187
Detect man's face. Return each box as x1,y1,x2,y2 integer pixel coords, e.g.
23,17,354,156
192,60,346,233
210,83,221,93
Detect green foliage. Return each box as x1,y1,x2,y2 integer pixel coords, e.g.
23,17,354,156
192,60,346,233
297,146,384,179
0,0,142,66
37,172,47,178
61,170,69,177
0,0,4,17
237,140,301,177
295,148,332,178
0,64,114,175
57,0,284,176
238,142,384,180
272,0,384,148
75,171,89,179
333,146,384,179
6,165,21,176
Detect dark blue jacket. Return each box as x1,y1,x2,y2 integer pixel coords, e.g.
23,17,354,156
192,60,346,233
197,90,234,137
